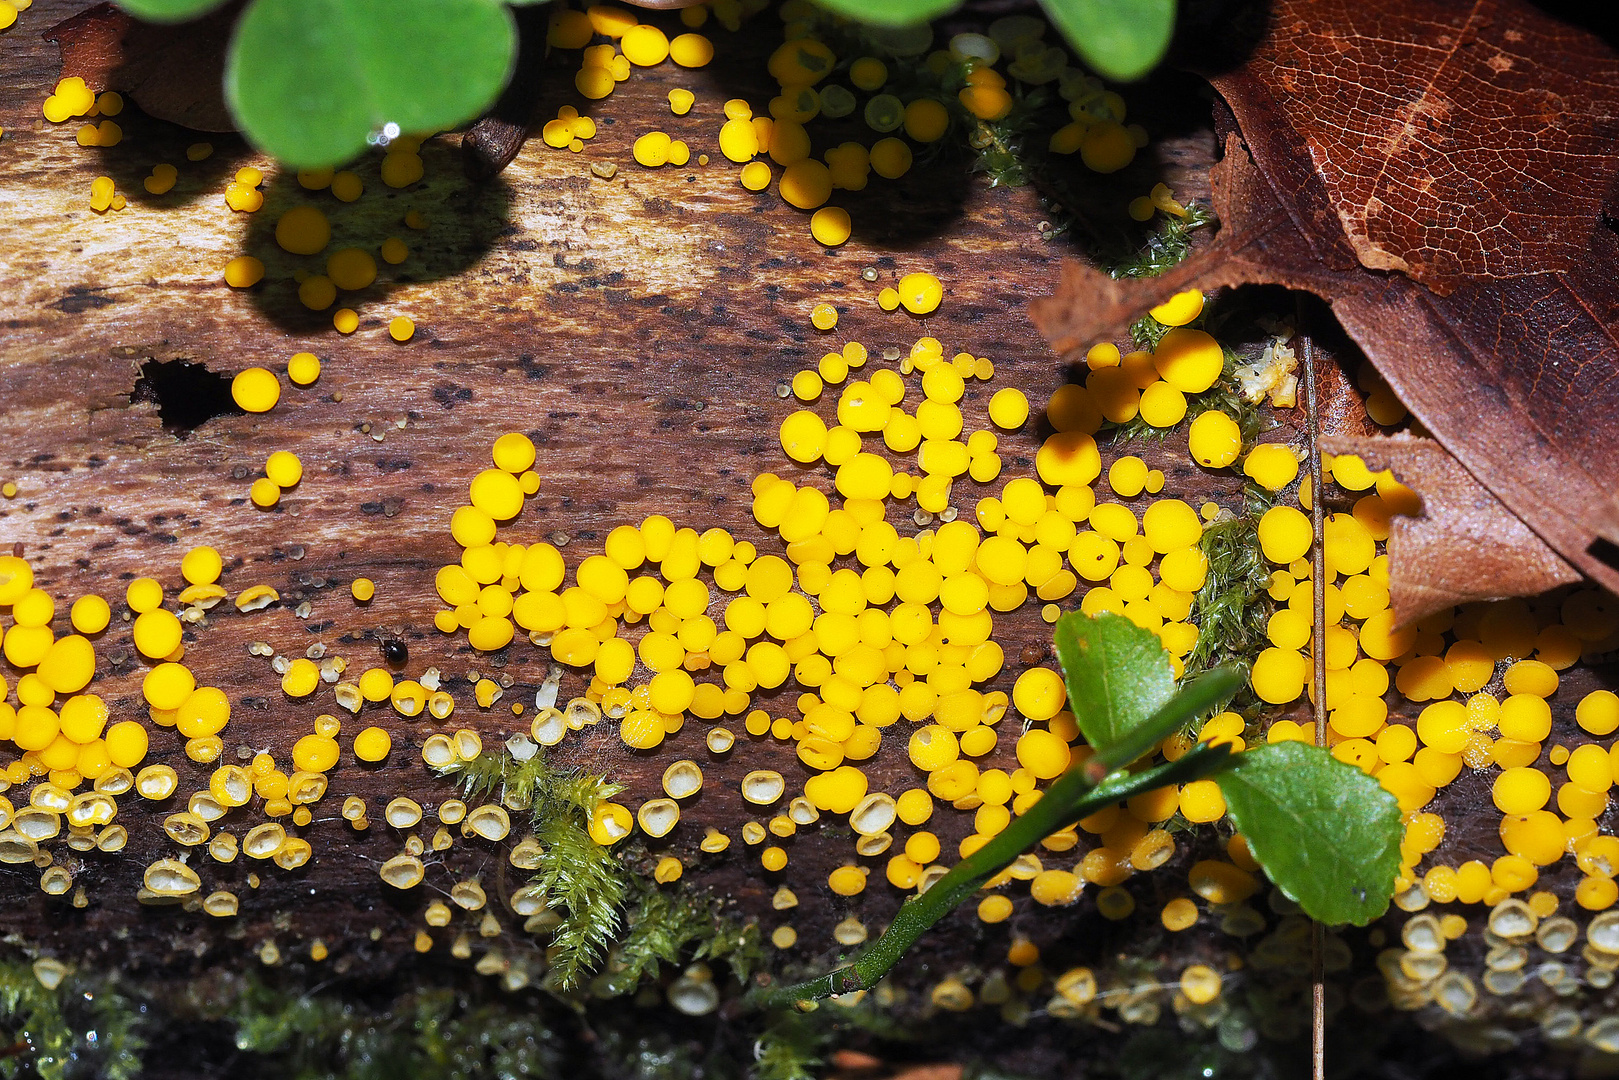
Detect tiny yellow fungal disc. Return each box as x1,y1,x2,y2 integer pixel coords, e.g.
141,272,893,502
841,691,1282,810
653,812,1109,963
1149,289,1204,327
621,23,669,66
69,594,110,635
669,32,713,68
1079,120,1135,173
274,206,330,255
667,88,696,116
1188,410,1242,469
809,206,851,247
230,367,280,413
380,149,424,188
264,451,302,488
1180,964,1222,1005
779,159,832,209
896,272,943,315
223,256,264,289
331,171,363,201
353,726,391,762
327,247,377,291
389,316,416,342
1153,328,1223,393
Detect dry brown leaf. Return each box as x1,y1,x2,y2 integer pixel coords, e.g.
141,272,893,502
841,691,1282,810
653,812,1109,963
1233,0,1619,295
1031,0,1619,609
1321,434,1579,622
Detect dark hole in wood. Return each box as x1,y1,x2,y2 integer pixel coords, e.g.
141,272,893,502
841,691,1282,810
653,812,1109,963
129,358,245,436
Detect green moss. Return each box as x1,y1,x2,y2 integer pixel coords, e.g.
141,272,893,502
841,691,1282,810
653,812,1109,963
751,1014,828,1080
437,747,628,990
437,747,766,996
0,960,144,1080
229,979,562,1080
1105,203,1216,280
598,886,765,997
1183,508,1273,687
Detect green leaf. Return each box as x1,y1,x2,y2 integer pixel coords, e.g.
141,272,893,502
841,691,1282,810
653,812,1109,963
1052,611,1176,751
1098,664,1244,771
115,0,230,22
809,0,960,29
1037,0,1175,82
1215,742,1402,926
224,0,517,168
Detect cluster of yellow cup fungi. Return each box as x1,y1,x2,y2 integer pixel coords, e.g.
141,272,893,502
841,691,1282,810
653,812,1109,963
222,151,428,338
0,526,532,926
416,283,1260,957
41,62,430,336
13,0,1619,1028
530,1,1150,249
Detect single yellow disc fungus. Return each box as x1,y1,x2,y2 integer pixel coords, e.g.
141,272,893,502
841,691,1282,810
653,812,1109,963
265,451,302,488
828,864,868,896
132,609,182,659
139,162,177,196
1079,120,1135,173
230,367,280,413
896,272,943,315
1257,506,1312,564
274,206,330,255
298,275,337,311
669,31,714,67
904,98,950,142
248,478,279,508
988,388,1029,429
1149,289,1205,326
143,663,195,711
351,726,391,763
780,159,832,209
810,206,851,246
105,721,148,768
327,247,377,292
176,687,230,739
37,635,94,695
389,316,415,342
69,594,110,635
223,256,264,288
634,131,673,167
1244,443,1300,491
1153,328,1224,393
1188,410,1242,468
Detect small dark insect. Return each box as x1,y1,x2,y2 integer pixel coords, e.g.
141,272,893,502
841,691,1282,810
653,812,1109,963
382,638,408,666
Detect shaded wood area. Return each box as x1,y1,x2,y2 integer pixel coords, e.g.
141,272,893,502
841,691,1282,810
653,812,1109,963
0,0,1241,1006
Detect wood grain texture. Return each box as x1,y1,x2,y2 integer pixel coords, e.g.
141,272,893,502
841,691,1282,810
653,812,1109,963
0,0,1231,991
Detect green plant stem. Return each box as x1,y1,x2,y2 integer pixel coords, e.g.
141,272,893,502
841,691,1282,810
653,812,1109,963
750,667,1243,1010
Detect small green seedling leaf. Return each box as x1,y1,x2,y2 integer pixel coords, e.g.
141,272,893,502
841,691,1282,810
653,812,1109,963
809,0,962,29
115,0,231,22
1216,741,1402,926
1053,612,1176,751
225,0,517,168
1037,0,1175,82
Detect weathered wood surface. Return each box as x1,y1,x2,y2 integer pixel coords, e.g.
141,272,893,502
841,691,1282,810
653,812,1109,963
0,0,1236,998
